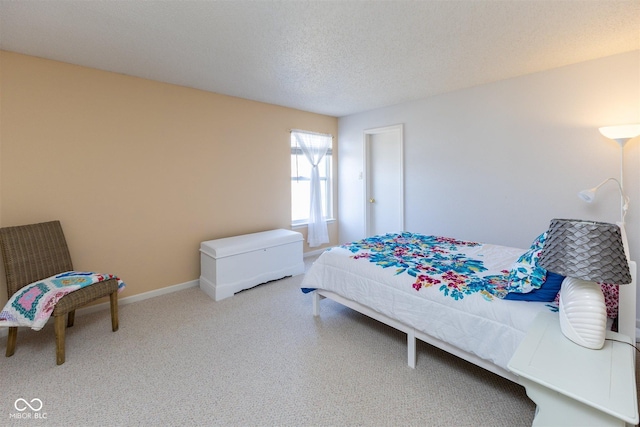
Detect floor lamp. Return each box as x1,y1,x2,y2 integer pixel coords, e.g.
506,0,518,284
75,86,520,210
579,124,640,227
598,124,640,202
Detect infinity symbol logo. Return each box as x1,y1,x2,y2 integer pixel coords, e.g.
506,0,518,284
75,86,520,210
14,398,43,412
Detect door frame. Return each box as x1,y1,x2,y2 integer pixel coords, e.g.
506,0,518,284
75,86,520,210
363,124,405,237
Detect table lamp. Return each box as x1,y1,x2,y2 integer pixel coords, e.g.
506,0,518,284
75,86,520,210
537,219,631,349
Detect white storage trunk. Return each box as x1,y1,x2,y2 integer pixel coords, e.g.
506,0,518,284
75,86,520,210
199,229,304,301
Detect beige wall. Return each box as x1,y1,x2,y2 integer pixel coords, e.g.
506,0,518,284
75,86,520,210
0,51,338,306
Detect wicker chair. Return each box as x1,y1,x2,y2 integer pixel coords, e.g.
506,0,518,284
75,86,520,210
0,220,119,365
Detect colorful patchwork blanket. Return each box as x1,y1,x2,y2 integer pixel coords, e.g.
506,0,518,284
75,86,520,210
0,271,125,331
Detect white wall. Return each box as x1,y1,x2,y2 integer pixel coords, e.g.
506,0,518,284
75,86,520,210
339,51,640,256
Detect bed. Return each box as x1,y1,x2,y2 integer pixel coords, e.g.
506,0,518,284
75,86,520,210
301,231,637,382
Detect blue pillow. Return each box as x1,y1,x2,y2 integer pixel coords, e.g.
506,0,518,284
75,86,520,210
504,271,564,301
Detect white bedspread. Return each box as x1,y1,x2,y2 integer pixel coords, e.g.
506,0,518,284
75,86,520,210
302,238,556,371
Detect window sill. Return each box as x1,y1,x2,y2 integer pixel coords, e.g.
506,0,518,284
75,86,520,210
292,218,336,229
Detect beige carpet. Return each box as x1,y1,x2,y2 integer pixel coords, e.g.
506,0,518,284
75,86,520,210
1,258,536,426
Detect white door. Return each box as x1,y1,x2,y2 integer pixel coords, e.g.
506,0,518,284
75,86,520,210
364,124,404,237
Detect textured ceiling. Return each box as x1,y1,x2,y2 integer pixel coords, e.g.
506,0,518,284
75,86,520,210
1,1,639,117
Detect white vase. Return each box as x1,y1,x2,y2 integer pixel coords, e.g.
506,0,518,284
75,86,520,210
558,277,607,349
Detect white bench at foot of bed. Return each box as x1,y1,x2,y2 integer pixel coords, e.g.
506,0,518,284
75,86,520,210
312,289,518,382
200,229,304,301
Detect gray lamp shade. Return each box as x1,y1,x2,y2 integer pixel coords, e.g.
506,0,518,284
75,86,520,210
538,219,631,284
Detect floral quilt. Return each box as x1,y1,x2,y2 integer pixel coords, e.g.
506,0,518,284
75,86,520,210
340,232,514,301
0,271,125,331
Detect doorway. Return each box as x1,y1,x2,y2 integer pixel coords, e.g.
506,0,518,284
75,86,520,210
364,124,404,237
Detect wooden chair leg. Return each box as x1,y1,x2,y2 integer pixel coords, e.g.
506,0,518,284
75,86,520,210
54,315,66,365
110,291,119,332
6,327,17,357
67,310,76,328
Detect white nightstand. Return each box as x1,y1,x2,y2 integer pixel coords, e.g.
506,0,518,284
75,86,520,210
508,311,638,427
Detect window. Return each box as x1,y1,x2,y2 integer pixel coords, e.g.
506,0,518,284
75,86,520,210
291,130,333,226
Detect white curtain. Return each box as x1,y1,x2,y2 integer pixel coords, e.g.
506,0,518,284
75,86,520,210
294,131,331,247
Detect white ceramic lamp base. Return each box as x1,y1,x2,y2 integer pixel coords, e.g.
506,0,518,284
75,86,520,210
558,277,607,350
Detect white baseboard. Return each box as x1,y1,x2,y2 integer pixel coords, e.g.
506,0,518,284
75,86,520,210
79,279,200,315
304,247,332,258
0,279,199,338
